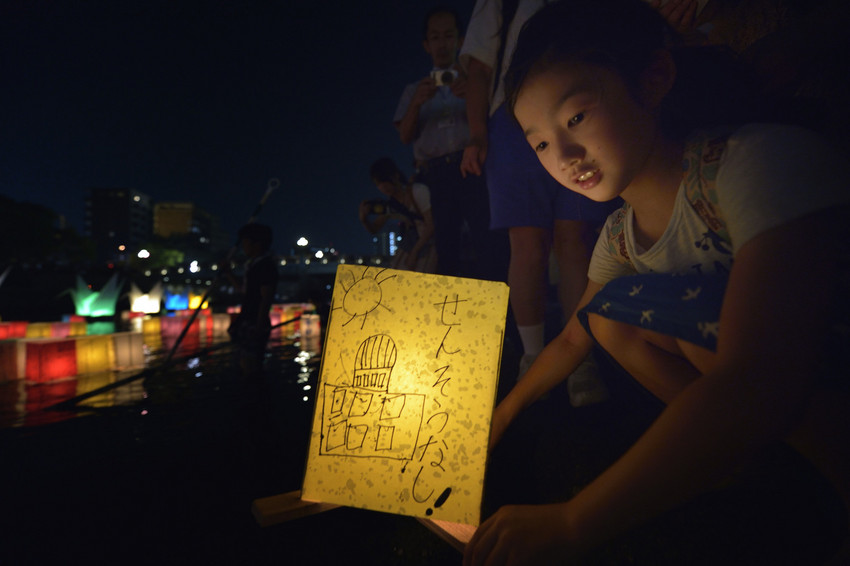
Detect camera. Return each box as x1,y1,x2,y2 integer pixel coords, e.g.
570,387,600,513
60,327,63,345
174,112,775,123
364,199,390,215
431,68,458,86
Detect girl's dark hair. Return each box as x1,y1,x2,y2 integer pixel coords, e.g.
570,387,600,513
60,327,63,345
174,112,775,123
369,157,404,184
504,0,758,139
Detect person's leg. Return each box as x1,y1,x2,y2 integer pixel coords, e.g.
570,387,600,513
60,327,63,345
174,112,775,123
552,219,595,323
586,313,717,403
421,162,463,277
508,226,552,365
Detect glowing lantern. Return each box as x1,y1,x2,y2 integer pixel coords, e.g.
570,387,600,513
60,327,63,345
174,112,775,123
212,313,231,336
69,274,121,317
50,322,72,338
86,320,115,335
165,289,189,311
301,265,509,526
129,282,163,314
25,338,78,382
282,304,303,338
112,332,145,368
75,335,115,374
69,321,87,336
25,322,52,339
188,292,209,310
0,321,28,339
301,314,321,338
141,316,161,336
0,340,25,381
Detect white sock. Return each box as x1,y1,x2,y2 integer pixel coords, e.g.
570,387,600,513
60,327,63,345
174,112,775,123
517,323,545,357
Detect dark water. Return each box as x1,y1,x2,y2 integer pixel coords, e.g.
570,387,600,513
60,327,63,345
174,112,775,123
1,328,845,565
0,332,464,565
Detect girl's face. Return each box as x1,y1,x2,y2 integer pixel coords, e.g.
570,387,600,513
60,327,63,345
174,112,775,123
513,62,660,202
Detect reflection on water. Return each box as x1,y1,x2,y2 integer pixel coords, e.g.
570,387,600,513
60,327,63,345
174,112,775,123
0,329,323,429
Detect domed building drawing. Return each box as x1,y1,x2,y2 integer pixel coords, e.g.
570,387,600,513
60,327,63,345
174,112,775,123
320,334,424,460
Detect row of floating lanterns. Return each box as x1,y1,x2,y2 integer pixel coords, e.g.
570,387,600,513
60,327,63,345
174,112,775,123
0,302,320,383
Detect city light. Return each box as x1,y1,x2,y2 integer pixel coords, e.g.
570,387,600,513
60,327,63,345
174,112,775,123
297,237,309,247
137,249,150,259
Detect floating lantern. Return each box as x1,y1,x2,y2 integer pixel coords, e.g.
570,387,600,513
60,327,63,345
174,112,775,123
25,322,52,339
25,338,78,382
0,321,28,339
129,282,163,314
50,322,72,338
164,289,189,311
112,332,145,368
188,292,209,310
212,313,231,336
0,340,25,381
301,265,509,526
301,314,321,338
69,274,122,317
75,335,115,374
69,321,87,337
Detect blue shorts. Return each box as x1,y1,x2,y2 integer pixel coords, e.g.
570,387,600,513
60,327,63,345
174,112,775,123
579,273,727,351
485,104,617,230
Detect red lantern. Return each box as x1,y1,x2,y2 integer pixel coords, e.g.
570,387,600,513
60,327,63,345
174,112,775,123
25,339,78,382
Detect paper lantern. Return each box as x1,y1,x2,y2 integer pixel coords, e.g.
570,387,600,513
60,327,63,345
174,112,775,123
69,321,87,336
212,313,231,336
129,282,163,314
69,274,121,317
301,314,321,338
188,292,209,310
25,322,52,339
50,322,72,338
75,335,115,374
112,332,145,368
86,320,115,335
0,340,25,381
165,290,189,311
141,316,161,336
0,321,28,339
25,338,78,382
301,265,509,526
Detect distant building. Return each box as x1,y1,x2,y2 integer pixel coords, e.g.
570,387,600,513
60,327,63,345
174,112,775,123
85,187,152,264
372,231,399,257
153,202,228,249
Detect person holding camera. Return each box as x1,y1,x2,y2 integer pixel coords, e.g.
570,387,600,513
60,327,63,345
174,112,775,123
393,6,507,281
360,157,438,274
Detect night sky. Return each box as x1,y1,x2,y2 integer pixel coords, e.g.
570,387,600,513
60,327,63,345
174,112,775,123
1,0,475,256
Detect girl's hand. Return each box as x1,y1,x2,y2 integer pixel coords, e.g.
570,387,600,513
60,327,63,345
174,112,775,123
463,503,581,566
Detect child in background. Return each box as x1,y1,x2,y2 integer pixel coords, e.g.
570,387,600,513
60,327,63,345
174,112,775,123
464,0,850,564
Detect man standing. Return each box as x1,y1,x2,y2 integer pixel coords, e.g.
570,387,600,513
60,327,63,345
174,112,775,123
394,6,506,280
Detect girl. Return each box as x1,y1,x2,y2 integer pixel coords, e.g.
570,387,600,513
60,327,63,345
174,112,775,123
464,0,850,564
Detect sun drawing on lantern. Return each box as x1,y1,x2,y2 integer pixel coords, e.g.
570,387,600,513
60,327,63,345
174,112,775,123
334,266,396,329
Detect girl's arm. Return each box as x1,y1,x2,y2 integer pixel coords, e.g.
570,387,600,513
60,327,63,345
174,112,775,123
465,209,840,565
489,279,600,449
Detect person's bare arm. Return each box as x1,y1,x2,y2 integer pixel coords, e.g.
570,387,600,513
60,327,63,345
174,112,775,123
489,279,600,449
460,57,492,177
